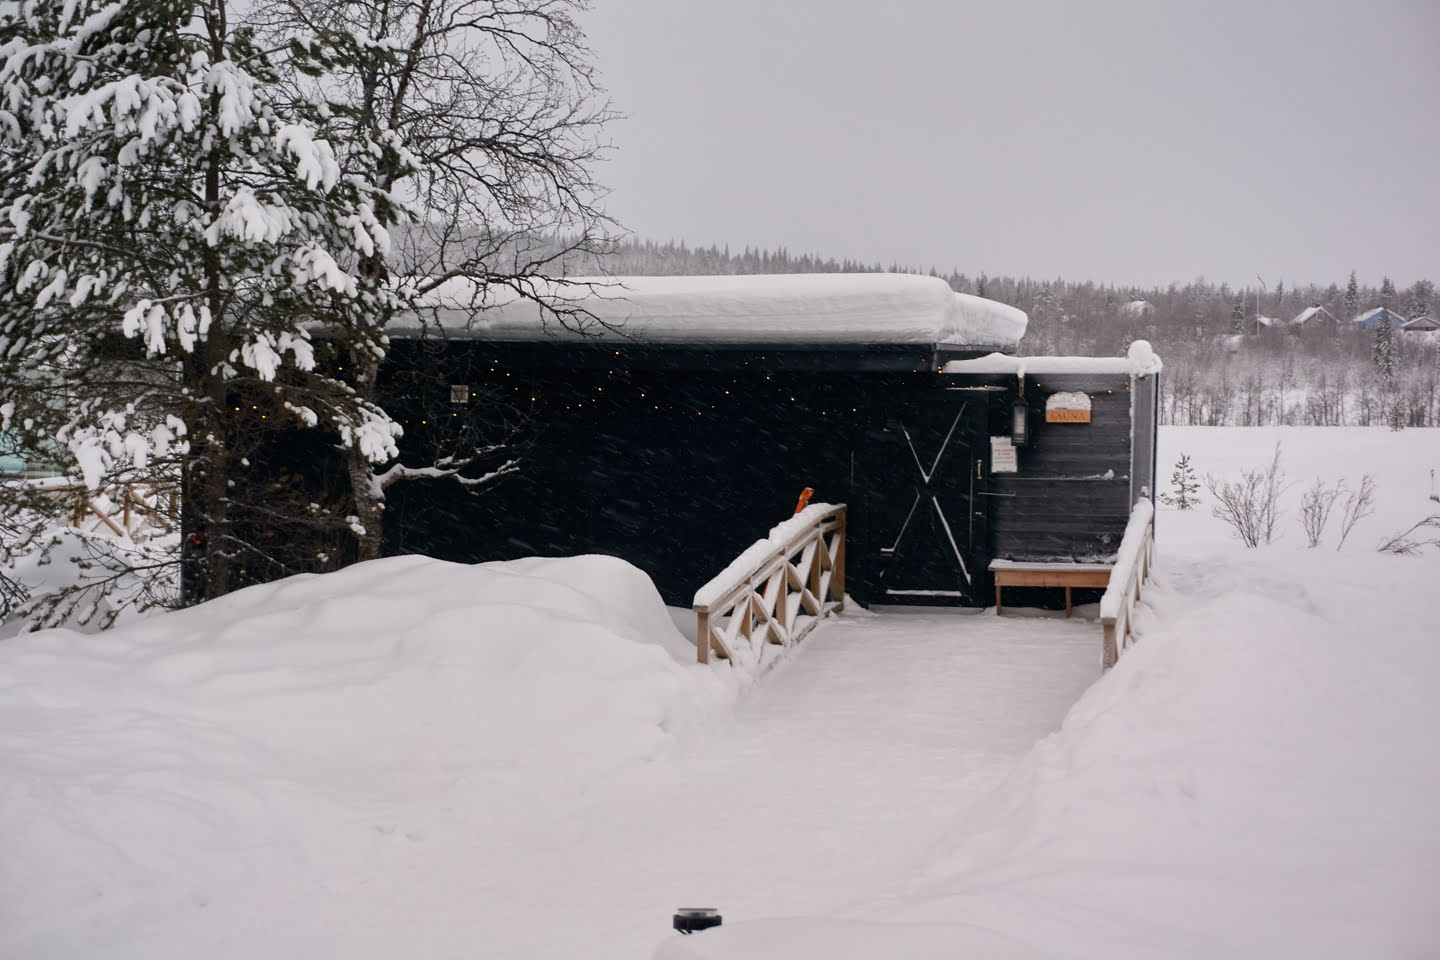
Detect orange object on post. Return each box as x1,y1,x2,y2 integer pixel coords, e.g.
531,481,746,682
794,486,815,514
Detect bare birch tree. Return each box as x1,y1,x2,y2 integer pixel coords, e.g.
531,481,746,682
255,0,618,560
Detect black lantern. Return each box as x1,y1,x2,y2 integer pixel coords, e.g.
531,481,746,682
1010,395,1030,447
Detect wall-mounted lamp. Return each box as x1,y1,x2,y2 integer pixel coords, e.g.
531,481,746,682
1011,396,1030,447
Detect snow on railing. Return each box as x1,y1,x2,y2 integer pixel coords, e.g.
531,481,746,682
1100,498,1155,669
25,478,179,542
692,503,846,668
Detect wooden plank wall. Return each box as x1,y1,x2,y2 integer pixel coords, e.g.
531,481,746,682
990,374,1135,561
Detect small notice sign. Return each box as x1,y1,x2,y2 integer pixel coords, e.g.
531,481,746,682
1045,391,1092,423
990,435,1018,473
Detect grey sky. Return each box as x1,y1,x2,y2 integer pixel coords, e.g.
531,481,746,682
583,0,1440,289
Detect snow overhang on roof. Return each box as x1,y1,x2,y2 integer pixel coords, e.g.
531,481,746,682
942,339,1163,377
391,274,1028,350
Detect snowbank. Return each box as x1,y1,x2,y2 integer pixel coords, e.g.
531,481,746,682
397,274,1028,349
0,554,735,958
943,338,1163,376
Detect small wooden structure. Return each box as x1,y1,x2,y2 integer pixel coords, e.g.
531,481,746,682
376,275,1160,619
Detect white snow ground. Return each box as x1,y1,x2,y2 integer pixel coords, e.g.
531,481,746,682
661,426,1440,959
3,427,1439,959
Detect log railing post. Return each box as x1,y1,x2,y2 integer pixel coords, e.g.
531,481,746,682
696,610,711,664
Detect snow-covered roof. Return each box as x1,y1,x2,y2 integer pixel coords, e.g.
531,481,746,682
942,339,1162,377
396,274,1028,349
1350,307,1405,327
1400,316,1439,331
1119,299,1154,317
1255,315,1280,327
1291,305,1336,325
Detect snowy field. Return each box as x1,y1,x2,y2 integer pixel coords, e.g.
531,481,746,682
3,427,1439,959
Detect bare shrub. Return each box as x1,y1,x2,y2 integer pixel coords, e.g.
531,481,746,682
1298,478,1343,548
1376,515,1440,555
1204,444,1289,548
1336,475,1376,551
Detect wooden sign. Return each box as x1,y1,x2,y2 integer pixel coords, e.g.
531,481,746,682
1045,391,1092,423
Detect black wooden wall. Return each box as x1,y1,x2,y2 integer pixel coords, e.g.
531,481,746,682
988,373,1138,562
375,341,1155,609
377,340,948,607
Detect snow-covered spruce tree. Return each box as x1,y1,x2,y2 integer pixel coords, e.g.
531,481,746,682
252,0,616,561
1379,275,1397,311
1373,311,1398,381
0,0,415,606
1409,280,1434,321
1230,295,1245,335
1344,270,1360,319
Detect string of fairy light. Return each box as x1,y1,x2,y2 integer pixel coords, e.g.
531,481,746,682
394,349,871,431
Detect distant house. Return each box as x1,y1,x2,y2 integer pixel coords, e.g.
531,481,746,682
1254,315,1280,330
1291,305,1338,329
1350,307,1406,329
1400,315,1440,333
1120,299,1154,319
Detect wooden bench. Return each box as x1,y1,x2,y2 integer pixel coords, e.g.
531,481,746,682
989,560,1114,617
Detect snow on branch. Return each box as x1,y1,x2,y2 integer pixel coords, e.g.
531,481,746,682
371,448,519,497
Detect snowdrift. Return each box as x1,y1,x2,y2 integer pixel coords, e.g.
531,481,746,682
0,554,732,958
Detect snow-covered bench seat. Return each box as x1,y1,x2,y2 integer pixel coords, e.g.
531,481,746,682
989,559,1114,617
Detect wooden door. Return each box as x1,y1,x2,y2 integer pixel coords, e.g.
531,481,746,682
864,388,992,605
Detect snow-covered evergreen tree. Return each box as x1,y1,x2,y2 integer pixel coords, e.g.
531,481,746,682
1373,311,1398,382
1380,276,1397,310
1408,280,1434,320
1230,295,1246,335
1344,270,1361,318
0,0,415,605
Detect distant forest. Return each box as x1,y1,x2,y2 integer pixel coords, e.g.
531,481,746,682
577,238,1440,428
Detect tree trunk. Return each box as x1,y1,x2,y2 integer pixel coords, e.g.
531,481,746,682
347,356,386,563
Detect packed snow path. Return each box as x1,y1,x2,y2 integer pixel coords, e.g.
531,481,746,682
458,608,1099,958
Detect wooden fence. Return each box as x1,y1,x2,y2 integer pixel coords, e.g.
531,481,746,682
693,504,846,667
1100,499,1155,669
27,481,180,542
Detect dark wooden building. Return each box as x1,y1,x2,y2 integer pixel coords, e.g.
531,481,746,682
377,275,1159,609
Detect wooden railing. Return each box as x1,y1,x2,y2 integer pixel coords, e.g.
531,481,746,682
27,480,179,542
693,504,846,667
1100,498,1155,669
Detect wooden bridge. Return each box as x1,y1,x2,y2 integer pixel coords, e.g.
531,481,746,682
693,499,1154,671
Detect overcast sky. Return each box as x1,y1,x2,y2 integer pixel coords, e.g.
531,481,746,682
583,0,1440,289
